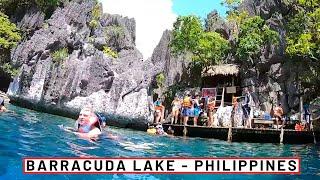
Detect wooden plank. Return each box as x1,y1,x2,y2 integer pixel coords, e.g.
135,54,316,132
253,119,274,125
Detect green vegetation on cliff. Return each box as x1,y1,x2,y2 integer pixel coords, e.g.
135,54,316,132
103,46,118,59
0,12,21,49
236,16,279,64
284,0,320,97
51,48,68,64
0,0,68,17
171,15,230,67
0,12,21,78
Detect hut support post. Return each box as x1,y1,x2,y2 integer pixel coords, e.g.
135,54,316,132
300,96,303,121
221,87,225,107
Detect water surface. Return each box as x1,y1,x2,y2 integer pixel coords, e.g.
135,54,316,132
0,105,319,179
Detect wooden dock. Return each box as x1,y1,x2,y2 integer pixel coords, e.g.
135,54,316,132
162,124,318,144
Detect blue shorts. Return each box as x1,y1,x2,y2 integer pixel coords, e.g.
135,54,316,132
182,108,193,117
194,108,201,117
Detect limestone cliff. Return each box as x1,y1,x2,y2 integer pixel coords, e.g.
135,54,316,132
7,0,156,130
151,0,302,114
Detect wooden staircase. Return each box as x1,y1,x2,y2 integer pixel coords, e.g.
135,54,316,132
214,87,225,108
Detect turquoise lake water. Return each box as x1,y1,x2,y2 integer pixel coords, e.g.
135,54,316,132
0,104,319,179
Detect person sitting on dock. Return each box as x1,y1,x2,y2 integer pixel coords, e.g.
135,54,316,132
182,93,193,125
0,97,7,112
207,96,216,127
171,96,181,124
154,98,165,124
193,94,202,126
74,107,102,139
274,103,284,129
295,121,305,131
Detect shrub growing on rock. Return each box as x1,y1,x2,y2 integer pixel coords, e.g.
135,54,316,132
156,73,165,88
103,46,118,58
0,12,21,49
51,47,68,63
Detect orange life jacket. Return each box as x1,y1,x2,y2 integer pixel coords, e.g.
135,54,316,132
182,96,192,108
295,124,304,131
155,105,163,111
208,100,215,110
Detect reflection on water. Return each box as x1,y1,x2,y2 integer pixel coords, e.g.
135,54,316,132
0,105,319,179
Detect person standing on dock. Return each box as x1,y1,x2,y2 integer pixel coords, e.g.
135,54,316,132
242,88,252,128
274,103,284,129
207,96,216,127
154,98,165,124
182,93,193,125
193,94,202,126
171,96,181,124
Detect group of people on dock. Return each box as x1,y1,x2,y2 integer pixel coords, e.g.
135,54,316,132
153,92,218,127
153,87,314,132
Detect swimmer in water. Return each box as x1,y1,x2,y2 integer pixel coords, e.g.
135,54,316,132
63,107,101,140
0,97,7,112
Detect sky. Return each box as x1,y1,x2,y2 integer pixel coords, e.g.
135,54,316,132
99,0,227,59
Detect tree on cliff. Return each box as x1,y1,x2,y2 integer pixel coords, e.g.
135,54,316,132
236,16,279,65
0,12,21,78
285,0,320,97
0,0,68,17
170,15,230,68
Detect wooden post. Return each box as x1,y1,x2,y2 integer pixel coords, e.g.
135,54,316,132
311,121,317,144
228,104,235,142
280,127,284,144
300,96,303,121
232,77,235,105
227,127,232,142
183,126,187,136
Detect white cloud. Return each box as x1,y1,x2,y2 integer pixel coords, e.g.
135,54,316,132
99,0,177,59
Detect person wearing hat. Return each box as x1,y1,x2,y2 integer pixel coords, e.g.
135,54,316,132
0,97,7,112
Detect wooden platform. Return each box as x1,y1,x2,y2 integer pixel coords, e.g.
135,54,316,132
162,124,319,144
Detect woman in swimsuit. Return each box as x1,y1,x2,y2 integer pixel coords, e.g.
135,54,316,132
171,97,181,124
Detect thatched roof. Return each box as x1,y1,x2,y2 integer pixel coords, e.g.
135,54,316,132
202,64,239,77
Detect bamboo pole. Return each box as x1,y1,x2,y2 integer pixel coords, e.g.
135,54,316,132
221,87,225,107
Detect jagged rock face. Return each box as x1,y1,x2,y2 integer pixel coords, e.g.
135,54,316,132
7,0,155,129
151,30,192,93
236,0,300,112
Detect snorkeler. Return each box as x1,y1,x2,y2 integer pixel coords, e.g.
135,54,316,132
0,97,7,112
60,107,102,139
74,107,102,138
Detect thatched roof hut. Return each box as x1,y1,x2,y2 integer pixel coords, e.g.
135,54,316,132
202,64,239,77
